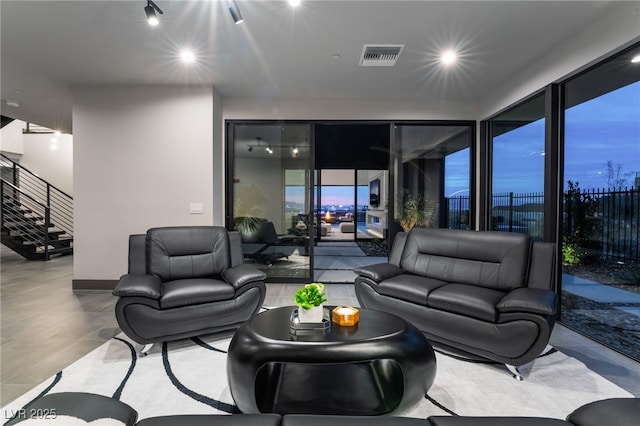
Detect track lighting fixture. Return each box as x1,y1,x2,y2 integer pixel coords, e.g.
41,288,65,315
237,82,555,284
247,137,304,156
228,0,244,24
144,0,163,26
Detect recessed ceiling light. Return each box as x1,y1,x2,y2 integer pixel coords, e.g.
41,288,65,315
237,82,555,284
440,50,457,65
631,54,640,63
5,100,20,108
331,53,341,60
288,0,302,7
180,50,196,63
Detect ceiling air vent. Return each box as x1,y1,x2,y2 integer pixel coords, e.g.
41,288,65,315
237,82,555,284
359,44,404,67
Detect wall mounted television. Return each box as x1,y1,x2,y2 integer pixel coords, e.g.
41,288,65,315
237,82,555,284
369,178,380,207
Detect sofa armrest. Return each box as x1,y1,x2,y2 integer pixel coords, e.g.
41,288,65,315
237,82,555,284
354,263,403,283
496,288,557,315
222,264,267,290
113,274,162,299
388,232,408,266
127,234,146,274
528,241,556,290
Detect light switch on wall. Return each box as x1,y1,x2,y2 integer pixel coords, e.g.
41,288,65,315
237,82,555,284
189,202,204,214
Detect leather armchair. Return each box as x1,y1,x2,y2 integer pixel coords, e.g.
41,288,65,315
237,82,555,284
113,226,266,353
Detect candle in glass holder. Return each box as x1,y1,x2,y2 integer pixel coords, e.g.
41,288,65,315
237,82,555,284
332,306,359,326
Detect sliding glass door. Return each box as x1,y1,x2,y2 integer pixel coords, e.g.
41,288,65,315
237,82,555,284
227,122,312,282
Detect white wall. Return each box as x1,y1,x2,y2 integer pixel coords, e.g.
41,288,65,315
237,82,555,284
1,119,74,195
0,119,25,154
223,97,477,121
22,133,74,195
72,85,216,281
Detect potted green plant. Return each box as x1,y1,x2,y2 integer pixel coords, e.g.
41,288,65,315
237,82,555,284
293,282,328,323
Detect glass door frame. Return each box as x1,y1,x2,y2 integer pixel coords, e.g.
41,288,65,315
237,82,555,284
225,120,315,284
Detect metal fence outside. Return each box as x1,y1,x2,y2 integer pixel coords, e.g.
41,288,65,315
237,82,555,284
445,187,640,261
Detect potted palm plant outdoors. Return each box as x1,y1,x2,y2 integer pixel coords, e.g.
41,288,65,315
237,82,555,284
293,282,328,323
398,190,438,232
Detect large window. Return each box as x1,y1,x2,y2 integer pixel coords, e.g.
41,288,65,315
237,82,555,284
394,124,474,234
489,94,545,240
561,47,640,360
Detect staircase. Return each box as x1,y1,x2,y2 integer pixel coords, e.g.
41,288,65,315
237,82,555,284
1,154,73,260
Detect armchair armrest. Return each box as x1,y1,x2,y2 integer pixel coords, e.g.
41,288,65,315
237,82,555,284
496,288,557,315
222,264,267,290
354,263,403,283
113,274,162,300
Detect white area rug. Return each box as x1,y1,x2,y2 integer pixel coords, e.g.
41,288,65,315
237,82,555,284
2,332,633,423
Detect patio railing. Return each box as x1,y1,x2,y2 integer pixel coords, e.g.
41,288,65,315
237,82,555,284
445,186,640,261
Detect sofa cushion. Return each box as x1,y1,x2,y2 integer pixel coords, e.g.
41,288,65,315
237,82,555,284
378,274,447,306
136,414,281,426
160,278,234,309
428,417,569,426
400,228,531,291
283,414,429,425
428,284,505,322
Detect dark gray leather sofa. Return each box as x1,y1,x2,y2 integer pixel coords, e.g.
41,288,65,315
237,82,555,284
136,398,639,426
354,228,558,378
113,226,266,354
8,393,638,426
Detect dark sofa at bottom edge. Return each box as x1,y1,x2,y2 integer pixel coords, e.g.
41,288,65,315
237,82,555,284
6,393,638,426
136,397,640,426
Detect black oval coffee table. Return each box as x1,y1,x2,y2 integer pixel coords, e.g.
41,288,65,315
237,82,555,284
227,306,436,415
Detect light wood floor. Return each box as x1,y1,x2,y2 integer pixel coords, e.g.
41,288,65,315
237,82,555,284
2,245,639,406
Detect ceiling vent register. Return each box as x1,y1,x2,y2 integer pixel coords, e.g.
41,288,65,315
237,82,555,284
359,45,404,67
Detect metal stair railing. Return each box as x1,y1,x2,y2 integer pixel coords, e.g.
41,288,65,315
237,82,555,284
1,180,51,258
0,153,73,242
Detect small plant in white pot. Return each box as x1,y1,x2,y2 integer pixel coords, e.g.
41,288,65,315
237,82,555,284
293,282,328,323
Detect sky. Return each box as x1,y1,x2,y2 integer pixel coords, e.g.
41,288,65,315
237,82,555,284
489,80,639,194
285,185,369,208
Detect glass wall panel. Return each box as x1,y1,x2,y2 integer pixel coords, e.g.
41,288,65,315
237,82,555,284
394,125,473,234
561,46,640,360
230,123,312,281
445,147,471,229
490,94,545,240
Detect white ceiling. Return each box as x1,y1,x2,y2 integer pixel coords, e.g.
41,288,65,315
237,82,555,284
0,1,631,133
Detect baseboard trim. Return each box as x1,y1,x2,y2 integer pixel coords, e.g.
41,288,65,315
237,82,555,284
72,279,118,290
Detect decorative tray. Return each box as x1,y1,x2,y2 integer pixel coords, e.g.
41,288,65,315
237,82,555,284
289,307,331,335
